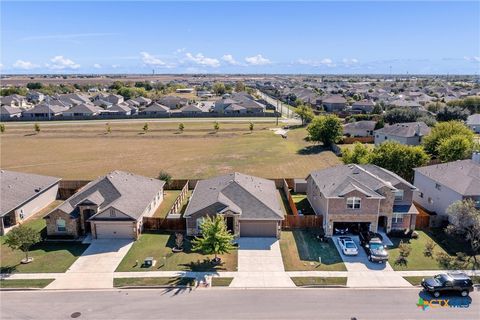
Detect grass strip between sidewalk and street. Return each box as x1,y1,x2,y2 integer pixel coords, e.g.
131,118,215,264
211,277,234,287
0,279,54,289
113,277,196,287
291,277,347,287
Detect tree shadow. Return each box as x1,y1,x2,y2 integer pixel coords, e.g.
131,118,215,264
297,145,328,155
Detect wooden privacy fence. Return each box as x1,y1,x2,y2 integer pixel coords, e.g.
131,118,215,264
143,217,186,231
282,215,323,229
282,179,298,216
167,182,189,216
340,136,374,144
415,214,431,229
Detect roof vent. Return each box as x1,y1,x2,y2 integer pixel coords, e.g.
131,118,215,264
34,187,41,192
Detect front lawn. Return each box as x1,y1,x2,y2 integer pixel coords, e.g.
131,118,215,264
291,277,347,287
115,232,237,272
211,277,233,287
114,277,195,287
279,230,346,271
0,279,54,289
388,230,474,271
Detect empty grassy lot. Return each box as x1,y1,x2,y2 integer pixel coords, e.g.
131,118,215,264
0,121,340,179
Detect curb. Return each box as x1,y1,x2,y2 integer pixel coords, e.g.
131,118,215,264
0,287,43,291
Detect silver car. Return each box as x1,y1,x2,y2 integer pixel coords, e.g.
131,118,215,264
338,236,358,256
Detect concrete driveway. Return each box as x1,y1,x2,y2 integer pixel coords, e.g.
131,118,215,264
332,235,411,287
230,237,294,288
46,239,133,290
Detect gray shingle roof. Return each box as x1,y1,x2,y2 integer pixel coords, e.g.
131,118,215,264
374,122,430,138
344,120,376,131
53,171,165,220
414,159,480,196
184,173,284,220
0,170,61,216
308,164,415,198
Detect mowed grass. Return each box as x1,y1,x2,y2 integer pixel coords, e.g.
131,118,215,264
0,279,54,289
114,277,195,287
0,121,340,179
291,277,347,287
280,230,346,271
115,232,237,272
152,190,181,218
211,277,234,287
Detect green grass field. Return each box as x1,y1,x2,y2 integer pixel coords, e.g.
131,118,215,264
0,121,340,179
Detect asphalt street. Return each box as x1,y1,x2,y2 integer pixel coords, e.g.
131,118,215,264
1,288,478,320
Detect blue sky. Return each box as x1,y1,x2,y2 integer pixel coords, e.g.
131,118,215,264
1,1,479,74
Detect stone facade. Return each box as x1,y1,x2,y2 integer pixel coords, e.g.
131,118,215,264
45,209,80,238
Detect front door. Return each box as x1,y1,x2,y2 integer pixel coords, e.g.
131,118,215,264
226,217,234,233
83,209,95,233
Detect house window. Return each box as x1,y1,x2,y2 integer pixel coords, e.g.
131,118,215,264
346,197,361,209
56,219,66,232
196,218,204,231
394,190,404,201
435,183,441,191
392,214,403,224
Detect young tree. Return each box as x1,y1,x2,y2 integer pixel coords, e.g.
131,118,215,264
249,122,254,132
395,241,412,266
437,134,474,162
306,115,343,146
105,123,111,134
4,225,41,263
422,121,474,157
0,123,5,133
192,215,235,263
295,105,315,126
369,141,429,181
213,121,220,132
142,123,149,133
34,123,40,134
178,123,185,133
158,170,172,185
446,199,480,268
423,240,436,258
342,142,371,164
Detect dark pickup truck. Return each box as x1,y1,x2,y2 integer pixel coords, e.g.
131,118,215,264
359,231,388,263
421,273,474,298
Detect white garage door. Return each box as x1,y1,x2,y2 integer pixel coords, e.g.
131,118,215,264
240,220,277,237
95,222,134,239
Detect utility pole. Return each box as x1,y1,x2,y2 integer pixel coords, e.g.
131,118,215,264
46,96,51,121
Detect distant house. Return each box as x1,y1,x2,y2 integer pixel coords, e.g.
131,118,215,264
0,105,23,120
141,102,170,115
374,121,430,146
307,164,418,236
26,91,45,103
45,171,165,240
184,173,284,238
63,103,104,117
389,99,422,110
176,88,194,94
133,96,152,107
466,114,480,133
23,103,68,119
343,121,376,137
351,100,375,113
158,96,188,109
1,94,30,108
214,92,265,114
413,154,480,226
179,104,204,115
93,99,113,109
109,103,132,116
322,95,347,112
94,93,124,105
1,170,60,235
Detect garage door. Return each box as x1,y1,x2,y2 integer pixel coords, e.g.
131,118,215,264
240,220,277,237
95,222,134,239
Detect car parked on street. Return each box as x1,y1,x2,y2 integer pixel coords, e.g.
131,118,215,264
421,273,474,298
337,236,358,256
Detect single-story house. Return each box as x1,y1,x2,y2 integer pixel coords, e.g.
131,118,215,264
158,96,188,109
133,96,152,107
45,171,165,240
343,120,376,137
413,153,480,226
141,102,170,115
22,103,69,119
109,103,132,116
307,164,418,236
0,105,23,120
184,173,284,238
0,170,60,235
180,104,204,115
374,121,430,146
466,114,480,133
63,103,104,117
322,95,347,112
351,100,375,113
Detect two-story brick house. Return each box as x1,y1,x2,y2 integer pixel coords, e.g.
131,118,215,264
306,164,418,236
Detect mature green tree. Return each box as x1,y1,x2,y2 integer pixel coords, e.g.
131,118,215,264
384,107,422,124
369,141,429,181
235,81,246,92
295,105,315,126
294,98,304,107
158,170,172,184
437,134,474,162
371,104,383,115
26,82,43,90
4,225,41,263
307,115,343,146
342,142,371,164
422,121,474,157
446,199,480,268
192,215,235,263
436,106,470,122
212,82,226,95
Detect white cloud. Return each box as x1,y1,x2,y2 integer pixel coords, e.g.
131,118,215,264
140,52,165,66
464,56,480,62
245,54,271,65
13,60,39,70
111,64,119,68
298,58,336,67
93,63,102,69
185,53,220,67
222,54,240,65
342,58,359,64
47,56,80,70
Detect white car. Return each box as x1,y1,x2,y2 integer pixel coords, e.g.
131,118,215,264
338,236,359,256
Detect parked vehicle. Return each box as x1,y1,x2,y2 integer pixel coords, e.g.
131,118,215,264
358,231,383,246
361,237,388,263
334,227,349,235
337,236,358,256
421,273,474,298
